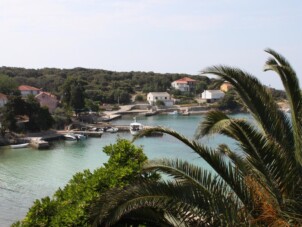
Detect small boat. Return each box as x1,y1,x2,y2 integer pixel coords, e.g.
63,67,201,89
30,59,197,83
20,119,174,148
105,127,119,133
73,133,87,140
168,110,179,115
64,133,87,141
64,133,77,141
10,143,29,149
130,117,144,135
181,111,190,116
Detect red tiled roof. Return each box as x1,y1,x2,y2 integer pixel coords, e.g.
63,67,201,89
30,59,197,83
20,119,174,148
18,85,41,91
174,77,196,83
0,93,7,99
174,81,187,84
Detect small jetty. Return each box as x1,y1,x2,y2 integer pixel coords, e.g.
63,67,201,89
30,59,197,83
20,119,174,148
144,110,158,117
100,114,122,122
58,130,103,137
30,138,50,149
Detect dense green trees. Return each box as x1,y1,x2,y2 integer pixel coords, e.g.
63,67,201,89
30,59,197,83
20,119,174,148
89,50,302,226
0,95,54,132
0,67,211,106
217,89,243,111
61,77,86,115
0,74,19,95
14,139,148,226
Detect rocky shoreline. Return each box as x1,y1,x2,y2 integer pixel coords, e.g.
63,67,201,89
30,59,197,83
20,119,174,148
0,104,249,148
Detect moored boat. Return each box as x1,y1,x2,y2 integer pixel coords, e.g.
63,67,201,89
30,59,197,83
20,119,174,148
10,143,29,149
73,133,87,140
168,110,179,115
181,111,190,116
64,133,87,141
130,117,144,135
105,127,119,133
64,134,78,141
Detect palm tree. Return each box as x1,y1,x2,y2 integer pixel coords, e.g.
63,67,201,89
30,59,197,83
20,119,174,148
90,49,302,226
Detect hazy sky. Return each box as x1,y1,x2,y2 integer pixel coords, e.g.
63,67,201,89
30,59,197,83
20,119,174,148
0,0,301,89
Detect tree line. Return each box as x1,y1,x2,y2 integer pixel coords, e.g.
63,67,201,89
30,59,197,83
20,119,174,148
0,66,211,104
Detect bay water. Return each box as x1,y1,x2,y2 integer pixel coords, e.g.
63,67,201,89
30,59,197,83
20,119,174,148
0,114,244,226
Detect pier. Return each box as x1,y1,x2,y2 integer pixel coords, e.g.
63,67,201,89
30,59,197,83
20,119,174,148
30,138,50,149
57,130,104,137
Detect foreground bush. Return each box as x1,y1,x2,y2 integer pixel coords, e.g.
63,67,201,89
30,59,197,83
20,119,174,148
13,139,147,226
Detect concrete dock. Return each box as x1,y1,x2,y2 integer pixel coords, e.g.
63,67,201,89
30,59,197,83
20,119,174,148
30,138,50,149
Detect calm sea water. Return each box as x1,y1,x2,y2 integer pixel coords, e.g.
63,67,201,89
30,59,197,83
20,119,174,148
0,114,246,226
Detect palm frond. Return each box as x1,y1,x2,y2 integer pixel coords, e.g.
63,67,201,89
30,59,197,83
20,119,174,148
90,179,248,227
144,159,232,198
135,127,253,208
195,110,232,138
201,66,294,156
264,48,302,165
195,110,302,205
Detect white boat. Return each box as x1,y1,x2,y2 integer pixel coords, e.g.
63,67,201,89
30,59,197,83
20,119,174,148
64,133,87,141
181,110,190,116
64,134,77,141
74,133,87,140
168,110,179,115
130,117,144,135
10,143,29,149
106,127,119,133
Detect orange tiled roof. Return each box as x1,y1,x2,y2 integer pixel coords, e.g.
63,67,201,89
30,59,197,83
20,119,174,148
18,85,41,91
174,77,196,83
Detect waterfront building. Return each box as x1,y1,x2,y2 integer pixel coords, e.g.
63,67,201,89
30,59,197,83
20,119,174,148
147,92,174,107
201,90,225,102
18,85,41,97
171,77,197,92
35,92,58,113
0,93,8,107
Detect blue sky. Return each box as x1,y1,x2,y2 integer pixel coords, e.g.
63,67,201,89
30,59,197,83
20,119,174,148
0,0,301,89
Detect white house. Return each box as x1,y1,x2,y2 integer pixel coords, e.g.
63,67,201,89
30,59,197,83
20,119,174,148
147,92,174,107
171,77,197,92
0,93,8,107
201,90,225,102
18,85,41,97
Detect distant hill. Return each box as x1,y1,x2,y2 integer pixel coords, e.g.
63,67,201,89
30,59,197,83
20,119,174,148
0,66,211,103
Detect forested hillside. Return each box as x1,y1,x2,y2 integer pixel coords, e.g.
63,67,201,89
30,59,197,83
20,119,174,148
0,67,210,103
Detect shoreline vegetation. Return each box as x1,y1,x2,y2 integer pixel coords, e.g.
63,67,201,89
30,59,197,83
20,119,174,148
0,65,288,148
0,101,288,148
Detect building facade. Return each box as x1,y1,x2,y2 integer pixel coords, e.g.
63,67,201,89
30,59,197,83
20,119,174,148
171,77,197,92
18,85,41,97
201,90,225,102
147,92,174,107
